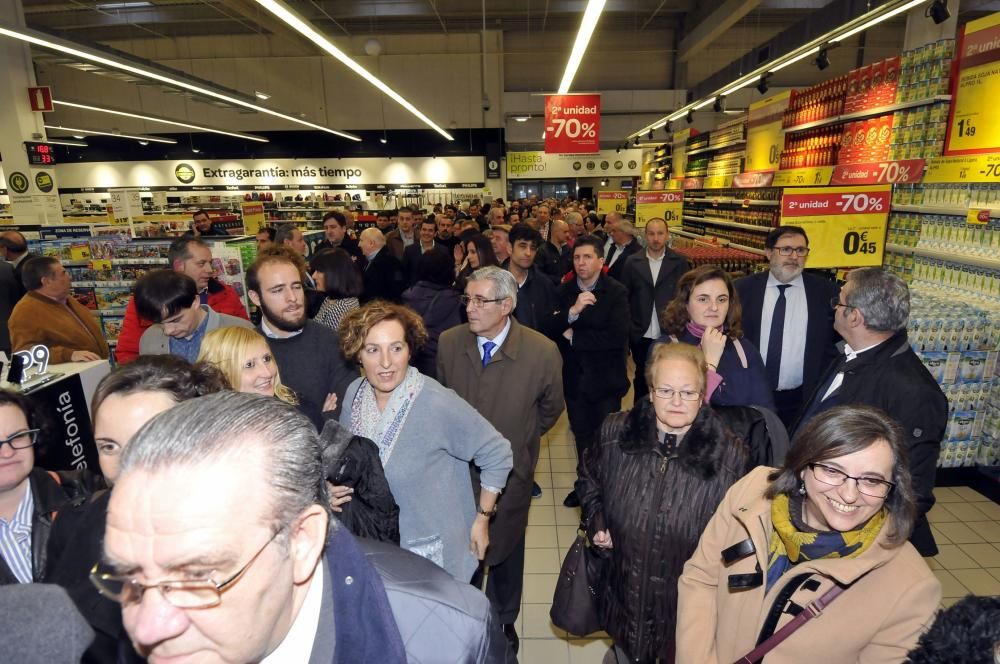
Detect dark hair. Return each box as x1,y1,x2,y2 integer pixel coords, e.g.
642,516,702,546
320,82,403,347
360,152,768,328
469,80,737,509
134,270,198,323
91,355,230,421
20,256,59,291
0,232,27,253
904,595,1000,664
0,389,52,455
766,405,916,545
274,223,299,246
246,248,304,296
168,237,208,266
416,246,455,286
660,265,744,339
191,209,209,221
309,248,363,299
465,233,498,268
322,210,347,227
377,211,391,220
419,218,437,231
256,227,276,241
573,234,605,259
508,222,543,249
766,225,809,249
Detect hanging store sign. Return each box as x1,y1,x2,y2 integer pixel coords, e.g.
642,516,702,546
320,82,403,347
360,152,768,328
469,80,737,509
830,159,926,185
506,149,642,179
241,202,266,234
780,184,891,268
946,12,1000,155
596,191,628,215
636,191,683,229
745,91,790,173
544,94,601,154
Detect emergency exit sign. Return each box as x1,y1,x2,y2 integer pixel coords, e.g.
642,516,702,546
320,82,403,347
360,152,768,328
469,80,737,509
28,87,53,112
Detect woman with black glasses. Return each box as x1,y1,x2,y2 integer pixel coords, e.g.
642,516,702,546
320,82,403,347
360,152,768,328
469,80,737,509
574,342,749,663
676,404,940,664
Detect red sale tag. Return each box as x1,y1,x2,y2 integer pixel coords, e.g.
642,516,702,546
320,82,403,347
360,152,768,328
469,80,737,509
544,94,601,154
830,159,926,186
782,189,892,217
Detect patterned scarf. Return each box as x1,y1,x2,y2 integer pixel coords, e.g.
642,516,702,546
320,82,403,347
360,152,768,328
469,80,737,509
350,366,425,465
766,492,886,591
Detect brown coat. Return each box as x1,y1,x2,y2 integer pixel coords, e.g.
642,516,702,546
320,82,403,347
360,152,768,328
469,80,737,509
385,229,414,261
676,466,941,664
437,318,564,565
9,291,109,363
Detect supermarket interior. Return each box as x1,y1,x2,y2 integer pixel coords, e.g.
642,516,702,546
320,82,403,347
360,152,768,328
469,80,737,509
2,0,1000,662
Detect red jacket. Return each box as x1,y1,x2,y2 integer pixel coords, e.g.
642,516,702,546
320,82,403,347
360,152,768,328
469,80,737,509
114,278,249,364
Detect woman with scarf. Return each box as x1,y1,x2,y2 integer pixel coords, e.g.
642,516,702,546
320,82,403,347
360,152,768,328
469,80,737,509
658,265,774,410
575,342,749,663
338,301,513,581
676,404,940,664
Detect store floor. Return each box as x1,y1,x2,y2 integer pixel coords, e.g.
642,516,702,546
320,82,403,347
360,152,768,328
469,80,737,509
517,411,1000,664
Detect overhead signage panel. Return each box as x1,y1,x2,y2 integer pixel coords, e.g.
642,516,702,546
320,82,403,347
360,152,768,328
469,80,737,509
544,94,601,154
507,149,642,179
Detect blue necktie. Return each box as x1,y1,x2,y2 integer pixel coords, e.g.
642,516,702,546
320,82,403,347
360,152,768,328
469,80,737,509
482,341,496,368
766,284,791,390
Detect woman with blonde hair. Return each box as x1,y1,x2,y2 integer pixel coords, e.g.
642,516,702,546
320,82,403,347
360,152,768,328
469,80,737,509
197,326,298,404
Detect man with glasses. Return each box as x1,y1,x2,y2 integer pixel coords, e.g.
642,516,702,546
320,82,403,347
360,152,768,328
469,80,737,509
95,391,511,662
735,226,840,426
795,267,947,557
437,267,564,654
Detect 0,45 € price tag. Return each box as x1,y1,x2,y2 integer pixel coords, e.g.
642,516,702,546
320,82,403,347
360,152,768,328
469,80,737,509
780,185,891,268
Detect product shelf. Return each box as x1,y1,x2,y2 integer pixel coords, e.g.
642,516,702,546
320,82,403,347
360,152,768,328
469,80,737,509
682,214,773,233
675,227,768,256
687,197,780,207
891,204,1000,218
885,243,1000,270
783,95,952,134
686,140,746,156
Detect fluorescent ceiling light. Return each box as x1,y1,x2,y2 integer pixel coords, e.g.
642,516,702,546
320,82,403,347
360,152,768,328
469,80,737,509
252,0,453,140
254,90,271,100
46,138,88,147
95,1,152,8
53,99,269,143
651,121,667,130
556,0,606,94
45,124,177,144
694,97,717,110
767,46,820,73
837,0,927,40
513,115,531,122
0,21,361,141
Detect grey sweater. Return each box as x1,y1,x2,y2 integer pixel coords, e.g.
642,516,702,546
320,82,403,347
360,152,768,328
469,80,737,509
341,376,513,581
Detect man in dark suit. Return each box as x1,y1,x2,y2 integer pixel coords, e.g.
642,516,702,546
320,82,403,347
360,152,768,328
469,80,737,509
604,220,642,282
316,210,362,260
0,260,18,355
619,218,689,398
556,235,630,507
734,226,840,426
535,219,573,285
403,218,438,285
0,230,36,304
359,228,405,303
795,267,947,557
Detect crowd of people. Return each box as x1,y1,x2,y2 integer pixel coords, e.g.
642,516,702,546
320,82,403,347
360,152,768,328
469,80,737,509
0,195,995,663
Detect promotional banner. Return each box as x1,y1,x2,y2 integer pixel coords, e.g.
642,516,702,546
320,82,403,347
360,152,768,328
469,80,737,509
596,191,628,216
636,191,683,228
544,94,601,154
946,12,1000,155
780,185,891,268
830,159,926,186
924,153,1000,183
29,372,99,472
240,201,266,234
745,91,791,172
506,149,642,179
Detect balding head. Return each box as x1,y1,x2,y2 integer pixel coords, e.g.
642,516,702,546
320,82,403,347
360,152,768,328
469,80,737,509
0,231,29,260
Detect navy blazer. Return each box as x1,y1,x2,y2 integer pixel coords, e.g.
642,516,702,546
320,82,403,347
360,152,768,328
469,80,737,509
734,270,840,398
605,238,642,282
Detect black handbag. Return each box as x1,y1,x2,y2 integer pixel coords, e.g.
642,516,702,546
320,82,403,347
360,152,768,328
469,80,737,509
550,523,608,636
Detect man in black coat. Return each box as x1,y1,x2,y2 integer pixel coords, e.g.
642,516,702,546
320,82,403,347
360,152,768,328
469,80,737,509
535,219,573,285
316,210,363,260
0,230,35,304
403,218,438,286
796,267,947,557
734,226,840,426
556,235,630,507
604,220,642,282
619,218,689,398
359,228,405,303
507,224,561,340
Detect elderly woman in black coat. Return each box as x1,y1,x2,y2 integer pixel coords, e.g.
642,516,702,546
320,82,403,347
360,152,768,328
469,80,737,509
576,341,749,663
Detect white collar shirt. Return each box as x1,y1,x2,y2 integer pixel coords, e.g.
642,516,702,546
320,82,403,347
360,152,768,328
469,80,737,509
261,561,325,663
759,272,808,390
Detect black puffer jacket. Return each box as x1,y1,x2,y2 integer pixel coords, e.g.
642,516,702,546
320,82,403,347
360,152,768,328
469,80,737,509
576,402,749,663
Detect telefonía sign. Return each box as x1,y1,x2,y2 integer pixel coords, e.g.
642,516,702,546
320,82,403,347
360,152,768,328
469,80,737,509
545,94,601,154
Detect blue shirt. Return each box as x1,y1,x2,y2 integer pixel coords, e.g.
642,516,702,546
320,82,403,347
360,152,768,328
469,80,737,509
168,306,211,363
0,484,35,583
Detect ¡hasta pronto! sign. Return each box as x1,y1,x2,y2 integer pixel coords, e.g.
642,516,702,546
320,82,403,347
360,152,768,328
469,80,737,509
506,149,643,179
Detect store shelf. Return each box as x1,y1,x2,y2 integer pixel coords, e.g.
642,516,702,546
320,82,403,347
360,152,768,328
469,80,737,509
886,243,1000,270
891,204,1000,218
682,214,773,233
676,227,768,256
729,241,767,256
783,95,952,134
687,197,780,207
686,140,746,156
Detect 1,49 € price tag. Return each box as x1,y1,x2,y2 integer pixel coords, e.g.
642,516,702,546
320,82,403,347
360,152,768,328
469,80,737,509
780,185,891,268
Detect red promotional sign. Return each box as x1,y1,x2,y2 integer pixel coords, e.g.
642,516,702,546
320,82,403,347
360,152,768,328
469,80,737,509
781,188,892,218
544,94,600,154
733,171,776,188
27,86,53,112
830,159,926,186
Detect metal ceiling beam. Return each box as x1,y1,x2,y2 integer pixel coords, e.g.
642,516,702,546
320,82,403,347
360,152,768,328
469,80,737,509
678,0,761,63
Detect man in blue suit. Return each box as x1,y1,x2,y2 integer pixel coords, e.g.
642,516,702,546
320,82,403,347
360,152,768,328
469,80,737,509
734,226,839,426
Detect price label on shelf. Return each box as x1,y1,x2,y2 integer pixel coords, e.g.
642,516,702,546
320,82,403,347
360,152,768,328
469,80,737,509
772,165,834,187
924,153,1000,183
780,185,891,268
703,174,735,189
636,191,684,228
967,208,991,225
946,12,1000,155
596,191,628,215
733,171,776,188
745,90,790,173
830,159,927,186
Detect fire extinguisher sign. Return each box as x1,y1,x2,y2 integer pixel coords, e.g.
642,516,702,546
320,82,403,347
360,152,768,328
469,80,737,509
28,87,54,112
544,94,601,154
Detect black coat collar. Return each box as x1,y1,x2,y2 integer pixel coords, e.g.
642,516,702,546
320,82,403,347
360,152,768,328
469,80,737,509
617,401,733,480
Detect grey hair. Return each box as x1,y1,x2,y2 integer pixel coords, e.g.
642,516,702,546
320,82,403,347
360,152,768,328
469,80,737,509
565,211,583,225
360,227,386,247
468,265,518,310
274,223,299,246
845,267,910,332
618,220,638,237
120,391,331,537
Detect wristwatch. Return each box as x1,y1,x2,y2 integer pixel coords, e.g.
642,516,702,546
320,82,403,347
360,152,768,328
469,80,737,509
476,505,498,518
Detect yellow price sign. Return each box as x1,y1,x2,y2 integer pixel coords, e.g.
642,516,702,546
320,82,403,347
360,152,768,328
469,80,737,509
240,202,267,234
967,208,992,225
779,185,891,268
703,174,735,189
946,12,1000,155
924,153,1000,183
665,178,684,191
636,191,684,228
746,90,790,172
772,166,835,187
597,191,629,215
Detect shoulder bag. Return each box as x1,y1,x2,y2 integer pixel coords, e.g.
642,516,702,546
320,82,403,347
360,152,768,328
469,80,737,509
550,522,609,637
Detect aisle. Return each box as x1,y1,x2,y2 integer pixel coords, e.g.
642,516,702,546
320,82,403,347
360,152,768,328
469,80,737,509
518,412,1000,664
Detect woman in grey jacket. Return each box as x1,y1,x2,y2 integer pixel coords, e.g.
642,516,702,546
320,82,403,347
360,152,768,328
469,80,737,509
339,301,513,581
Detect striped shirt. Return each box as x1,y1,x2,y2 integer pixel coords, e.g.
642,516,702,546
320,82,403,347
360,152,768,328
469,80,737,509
0,484,35,584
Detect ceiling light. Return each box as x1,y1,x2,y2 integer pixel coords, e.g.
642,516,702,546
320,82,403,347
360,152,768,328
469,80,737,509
254,90,271,100
695,97,717,111
927,0,950,24
815,49,830,71
647,129,654,140
71,134,84,139
837,0,927,40
53,100,269,143
556,0,606,93
666,121,672,133
94,1,152,8
138,140,149,145
651,121,667,130
756,75,770,95
768,47,820,73
686,110,694,124
633,137,639,146
252,0,452,140
192,147,201,153
713,96,724,113
46,138,88,147
513,115,531,122
379,137,387,144
616,146,620,154
44,124,177,144
0,22,360,141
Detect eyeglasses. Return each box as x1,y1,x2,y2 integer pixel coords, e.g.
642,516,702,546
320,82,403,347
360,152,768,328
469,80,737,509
651,387,702,402
772,246,810,257
460,294,505,308
0,429,40,452
808,463,895,498
89,528,282,609
829,297,856,311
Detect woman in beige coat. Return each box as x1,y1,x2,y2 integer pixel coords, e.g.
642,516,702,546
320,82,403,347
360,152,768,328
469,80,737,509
676,404,940,664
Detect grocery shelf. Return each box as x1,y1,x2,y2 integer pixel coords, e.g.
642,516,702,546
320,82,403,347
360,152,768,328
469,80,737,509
682,214,773,233
891,204,1000,218
885,243,1000,270
675,227,768,256
686,140,746,156
687,197,780,207
783,95,952,134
